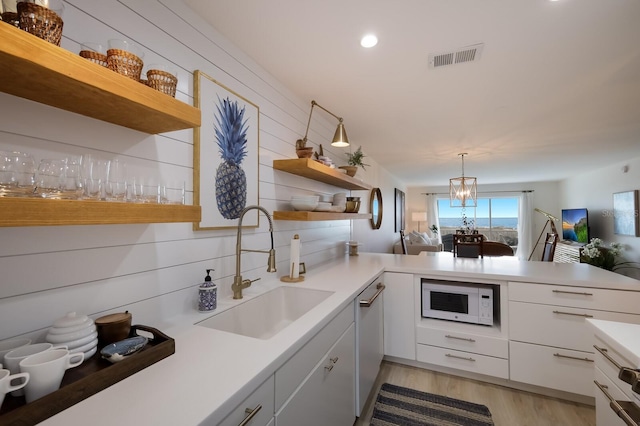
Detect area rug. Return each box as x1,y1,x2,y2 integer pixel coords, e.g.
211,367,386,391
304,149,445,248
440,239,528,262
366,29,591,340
370,383,494,426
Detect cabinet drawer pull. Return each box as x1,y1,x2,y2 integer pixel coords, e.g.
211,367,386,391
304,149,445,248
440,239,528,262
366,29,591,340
238,404,262,426
594,345,622,370
553,352,594,363
360,283,386,307
595,380,640,426
330,357,339,364
445,353,476,362
552,310,594,318
445,334,476,343
552,289,593,296
324,364,334,371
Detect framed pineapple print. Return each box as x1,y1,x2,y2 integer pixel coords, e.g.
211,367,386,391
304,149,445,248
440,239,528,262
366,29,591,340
193,71,259,230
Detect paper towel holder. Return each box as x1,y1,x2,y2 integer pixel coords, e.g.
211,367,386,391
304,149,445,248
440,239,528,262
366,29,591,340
280,262,306,283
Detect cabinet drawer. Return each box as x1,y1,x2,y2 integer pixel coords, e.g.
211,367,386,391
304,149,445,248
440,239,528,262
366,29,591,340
219,375,275,426
275,303,353,410
416,344,509,379
416,326,508,359
510,341,595,397
509,282,640,314
510,301,640,352
595,367,629,426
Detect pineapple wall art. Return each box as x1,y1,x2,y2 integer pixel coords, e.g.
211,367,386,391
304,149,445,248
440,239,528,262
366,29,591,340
194,71,259,230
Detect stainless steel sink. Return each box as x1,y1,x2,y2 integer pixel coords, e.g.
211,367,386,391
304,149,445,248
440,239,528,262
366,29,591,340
196,286,334,340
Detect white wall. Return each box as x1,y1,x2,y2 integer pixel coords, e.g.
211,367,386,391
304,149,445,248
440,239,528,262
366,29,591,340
0,0,398,342
559,156,640,279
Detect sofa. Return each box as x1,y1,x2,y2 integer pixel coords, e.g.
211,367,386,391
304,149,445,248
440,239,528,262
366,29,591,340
393,231,442,255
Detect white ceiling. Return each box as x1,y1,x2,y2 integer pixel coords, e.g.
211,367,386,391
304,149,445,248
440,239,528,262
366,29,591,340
184,0,640,187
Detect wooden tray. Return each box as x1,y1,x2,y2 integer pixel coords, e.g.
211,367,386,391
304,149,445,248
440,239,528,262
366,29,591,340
0,325,175,425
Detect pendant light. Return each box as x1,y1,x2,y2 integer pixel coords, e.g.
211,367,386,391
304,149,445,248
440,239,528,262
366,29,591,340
449,153,477,207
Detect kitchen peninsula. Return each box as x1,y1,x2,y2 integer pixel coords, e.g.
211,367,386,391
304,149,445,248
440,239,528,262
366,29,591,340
38,252,640,426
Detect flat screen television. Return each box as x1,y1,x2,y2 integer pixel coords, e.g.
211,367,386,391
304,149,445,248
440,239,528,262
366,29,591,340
561,208,589,243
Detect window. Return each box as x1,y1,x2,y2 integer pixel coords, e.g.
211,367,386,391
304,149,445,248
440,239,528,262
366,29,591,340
437,197,519,247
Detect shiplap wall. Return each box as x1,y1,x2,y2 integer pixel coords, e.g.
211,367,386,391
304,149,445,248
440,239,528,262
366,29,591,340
0,0,401,342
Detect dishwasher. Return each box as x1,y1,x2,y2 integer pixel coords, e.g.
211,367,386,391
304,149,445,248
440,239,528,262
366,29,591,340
355,277,385,417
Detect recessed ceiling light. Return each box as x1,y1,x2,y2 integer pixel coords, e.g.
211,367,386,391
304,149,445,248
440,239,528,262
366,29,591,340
360,34,378,48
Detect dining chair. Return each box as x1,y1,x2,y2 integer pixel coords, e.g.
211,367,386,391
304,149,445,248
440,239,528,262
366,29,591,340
453,234,484,258
541,233,558,261
399,230,408,255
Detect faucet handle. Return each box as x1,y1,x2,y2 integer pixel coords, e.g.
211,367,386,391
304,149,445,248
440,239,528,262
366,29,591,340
249,277,261,284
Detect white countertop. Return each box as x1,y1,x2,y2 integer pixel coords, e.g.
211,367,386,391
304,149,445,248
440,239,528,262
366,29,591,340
588,319,640,369
41,252,640,425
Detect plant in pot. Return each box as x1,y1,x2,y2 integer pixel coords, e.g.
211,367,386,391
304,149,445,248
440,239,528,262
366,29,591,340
340,146,369,177
295,138,314,158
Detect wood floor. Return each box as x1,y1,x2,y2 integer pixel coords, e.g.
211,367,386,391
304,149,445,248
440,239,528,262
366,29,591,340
355,361,595,426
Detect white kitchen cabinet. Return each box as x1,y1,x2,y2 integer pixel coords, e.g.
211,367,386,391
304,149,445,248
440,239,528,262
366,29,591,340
356,279,385,416
509,281,640,397
594,367,627,426
275,324,356,426
382,272,415,360
218,375,275,426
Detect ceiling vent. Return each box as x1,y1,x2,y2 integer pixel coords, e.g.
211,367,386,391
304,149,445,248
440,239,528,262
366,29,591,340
429,43,484,69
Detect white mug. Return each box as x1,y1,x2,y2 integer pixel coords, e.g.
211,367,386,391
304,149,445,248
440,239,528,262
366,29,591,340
0,337,31,365
4,343,61,396
20,348,84,403
0,368,29,409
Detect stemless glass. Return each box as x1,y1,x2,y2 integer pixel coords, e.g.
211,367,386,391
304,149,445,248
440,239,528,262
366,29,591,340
81,154,108,200
36,158,83,199
105,159,127,202
0,151,36,197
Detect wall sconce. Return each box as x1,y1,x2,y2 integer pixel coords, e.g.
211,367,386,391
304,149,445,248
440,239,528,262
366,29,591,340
449,153,477,208
296,100,349,149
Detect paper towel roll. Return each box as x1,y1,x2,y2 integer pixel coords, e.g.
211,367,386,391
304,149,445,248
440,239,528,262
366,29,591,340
290,234,300,278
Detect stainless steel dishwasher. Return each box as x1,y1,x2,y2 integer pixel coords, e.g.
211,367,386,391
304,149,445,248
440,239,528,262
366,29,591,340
355,277,385,417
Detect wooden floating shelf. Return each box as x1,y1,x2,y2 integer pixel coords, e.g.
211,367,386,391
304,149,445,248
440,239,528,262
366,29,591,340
273,211,371,221
273,159,372,190
0,198,201,227
0,24,201,134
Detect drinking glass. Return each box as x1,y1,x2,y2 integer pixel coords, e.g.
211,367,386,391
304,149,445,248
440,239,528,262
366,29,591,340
35,158,83,199
105,159,127,202
0,151,36,197
128,177,159,203
160,181,185,205
81,155,108,200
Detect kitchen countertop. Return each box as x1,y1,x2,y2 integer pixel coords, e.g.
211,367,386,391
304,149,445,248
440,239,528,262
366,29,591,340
588,319,640,369
41,252,640,425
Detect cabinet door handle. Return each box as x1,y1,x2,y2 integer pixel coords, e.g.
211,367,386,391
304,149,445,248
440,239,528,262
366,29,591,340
238,404,262,426
553,352,594,363
324,364,334,371
445,353,476,362
445,334,476,343
552,289,593,296
594,345,623,370
594,380,639,426
360,283,386,307
552,310,594,318
330,357,339,364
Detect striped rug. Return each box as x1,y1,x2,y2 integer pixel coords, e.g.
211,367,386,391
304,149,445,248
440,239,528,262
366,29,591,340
371,383,495,426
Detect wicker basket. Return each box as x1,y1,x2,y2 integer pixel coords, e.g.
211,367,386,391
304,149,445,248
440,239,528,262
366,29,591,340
1,11,20,27
146,69,177,97
106,48,144,81
17,2,63,46
79,50,108,68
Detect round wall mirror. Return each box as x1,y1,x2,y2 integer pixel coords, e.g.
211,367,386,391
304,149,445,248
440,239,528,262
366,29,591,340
369,188,383,229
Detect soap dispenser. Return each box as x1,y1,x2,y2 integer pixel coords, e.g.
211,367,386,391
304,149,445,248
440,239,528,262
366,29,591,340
198,269,217,312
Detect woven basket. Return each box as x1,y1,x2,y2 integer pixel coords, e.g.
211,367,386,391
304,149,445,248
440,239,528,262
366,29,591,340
79,50,108,68
146,69,177,97
1,11,20,27
106,48,144,81
17,2,63,46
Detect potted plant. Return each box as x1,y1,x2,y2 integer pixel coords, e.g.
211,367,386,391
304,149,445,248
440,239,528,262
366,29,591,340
340,146,370,177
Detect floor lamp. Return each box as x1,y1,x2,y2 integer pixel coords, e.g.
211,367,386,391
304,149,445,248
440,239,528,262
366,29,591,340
528,208,559,261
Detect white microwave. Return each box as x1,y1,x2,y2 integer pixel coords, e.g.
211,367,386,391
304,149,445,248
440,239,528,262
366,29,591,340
421,280,494,325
